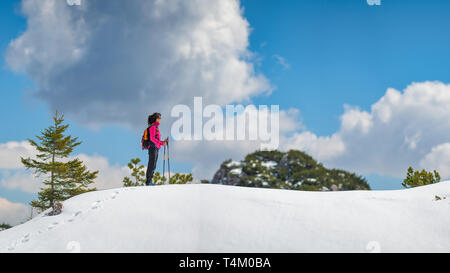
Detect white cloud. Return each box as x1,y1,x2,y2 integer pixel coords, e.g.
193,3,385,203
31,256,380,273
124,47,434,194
340,105,373,135
0,141,44,193
420,143,450,178
7,0,271,129
0,198,30,226
282,132,345,162
282,81,450,178
76,154,130,190
0,170,43,193
0,141,36,169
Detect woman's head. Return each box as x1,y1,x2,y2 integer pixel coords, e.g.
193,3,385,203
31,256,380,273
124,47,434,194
148,112,162,125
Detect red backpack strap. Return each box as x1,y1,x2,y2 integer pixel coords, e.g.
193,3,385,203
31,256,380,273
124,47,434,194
149,124,159,138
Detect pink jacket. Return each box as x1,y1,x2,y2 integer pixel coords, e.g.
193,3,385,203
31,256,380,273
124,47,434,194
149,122,166,149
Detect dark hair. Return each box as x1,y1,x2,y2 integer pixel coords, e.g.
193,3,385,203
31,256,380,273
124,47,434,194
148,112,161,126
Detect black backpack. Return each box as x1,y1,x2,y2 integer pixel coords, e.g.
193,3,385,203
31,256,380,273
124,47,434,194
141,125,158,150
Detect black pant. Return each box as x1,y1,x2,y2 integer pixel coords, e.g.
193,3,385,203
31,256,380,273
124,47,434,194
146,147,159,185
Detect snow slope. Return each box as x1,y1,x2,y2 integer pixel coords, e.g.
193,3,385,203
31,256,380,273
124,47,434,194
1,182,449,253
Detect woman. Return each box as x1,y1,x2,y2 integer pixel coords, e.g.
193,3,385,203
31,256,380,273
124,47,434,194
145,112,168,186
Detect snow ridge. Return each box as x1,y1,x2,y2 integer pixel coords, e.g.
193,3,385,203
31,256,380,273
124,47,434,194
1,183,449,253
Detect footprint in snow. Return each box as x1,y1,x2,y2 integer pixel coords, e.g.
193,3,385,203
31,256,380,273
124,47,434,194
111,191,119,199
67,211,82,222
91,200,101,210
21,234,30,243
47,222,59,230
7,242,17,251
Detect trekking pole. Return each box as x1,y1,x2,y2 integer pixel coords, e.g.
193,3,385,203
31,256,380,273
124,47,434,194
167,140,171,183
162,144,166,183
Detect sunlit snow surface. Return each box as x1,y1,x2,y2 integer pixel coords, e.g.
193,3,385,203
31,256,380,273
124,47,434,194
1,183,449,253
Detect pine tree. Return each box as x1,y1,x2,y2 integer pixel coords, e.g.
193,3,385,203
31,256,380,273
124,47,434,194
0,223,12,231
21,111,98,212
123,158,146,187
402,166,441,188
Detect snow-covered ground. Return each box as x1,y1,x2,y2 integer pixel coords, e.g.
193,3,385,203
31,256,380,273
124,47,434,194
1,182,449,253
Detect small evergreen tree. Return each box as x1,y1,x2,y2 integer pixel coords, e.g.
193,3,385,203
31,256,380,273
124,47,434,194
152,172,167,185
168,173,194,184
152,172,193,185
123,158,146,187
402,166,441,189
21,111,98,212
0,223,12,231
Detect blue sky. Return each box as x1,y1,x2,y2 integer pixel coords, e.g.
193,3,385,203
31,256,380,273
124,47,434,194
243,0,450,135
1,0,450,209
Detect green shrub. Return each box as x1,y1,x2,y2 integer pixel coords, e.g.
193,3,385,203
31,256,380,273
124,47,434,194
402,167,440,189
123,158,146,187
0,223,12,231
153,172,193,185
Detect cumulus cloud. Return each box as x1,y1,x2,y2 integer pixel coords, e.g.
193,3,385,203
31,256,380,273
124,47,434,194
0,198,30,226
76,154,129,190
0,141,36,169
7,0,270,129
0,141,43,193
282,81,450,179
282,132,345,162
0,170,43,193
420,143,450,178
